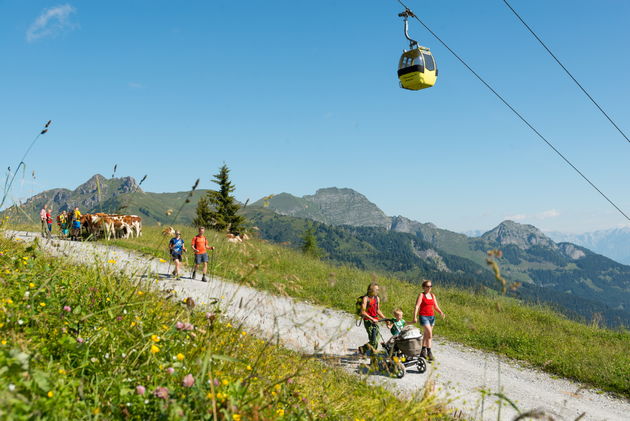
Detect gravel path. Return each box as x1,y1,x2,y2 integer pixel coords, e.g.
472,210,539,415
5,231,629,421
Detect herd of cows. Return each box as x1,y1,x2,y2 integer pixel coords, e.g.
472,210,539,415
80,213,142,240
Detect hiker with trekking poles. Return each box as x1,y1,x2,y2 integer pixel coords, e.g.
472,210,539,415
358,282,386,355
169,230,186,279
191,227,214,282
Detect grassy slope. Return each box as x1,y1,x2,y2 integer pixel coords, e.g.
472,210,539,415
0,234,450,420
108,226,630,398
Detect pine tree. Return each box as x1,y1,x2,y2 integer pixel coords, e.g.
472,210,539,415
301,227,321,257
192,196,213,228
194,164,245,234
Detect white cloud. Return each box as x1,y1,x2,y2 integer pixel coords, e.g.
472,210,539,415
26,4,77,43
537,209,560,219
504,209,560,222
504,214,527,221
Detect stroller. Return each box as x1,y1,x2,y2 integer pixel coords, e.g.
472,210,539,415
381,325,427,377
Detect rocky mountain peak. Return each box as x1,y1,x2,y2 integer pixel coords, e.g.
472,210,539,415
481,220,556,249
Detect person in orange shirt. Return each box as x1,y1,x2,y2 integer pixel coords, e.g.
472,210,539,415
191,227,214,282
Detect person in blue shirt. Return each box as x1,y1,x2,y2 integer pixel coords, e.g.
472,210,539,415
169,231,187,278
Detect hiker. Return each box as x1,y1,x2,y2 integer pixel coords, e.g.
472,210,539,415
359,283,386,354
412,280,446,361
71,207,82,240
169,230,186,278
39,205,48,237
191,227,214,282
58,210,69,238
45,207,53,238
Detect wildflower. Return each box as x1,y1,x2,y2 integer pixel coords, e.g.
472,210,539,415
166,367,175,375
206,392,214,399
76,337,84,344
8,384,15,391
175,321,184,330
137,291,144,296
135,385,146,395
182,374,195,388
274,384,282,391
6,299,13,305
276,409,285,417
241,331,247,336
176,353,185,361
29,283,35,288
130,321,137,327
1,340,7,345
92,408,101,415
63,306,71,312
222,379,229,386
107,259,116,264
58,369,66,375
233,415,241,421
159,259,166,263
153,387,169,400
151,334,160,343
150,345,160,354
286,378,294,384
246,365,252,371
47,391,54,398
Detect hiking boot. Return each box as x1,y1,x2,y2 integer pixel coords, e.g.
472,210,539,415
201,276,208,282
420,347,428,359
191,271,196,280
427,349,434,361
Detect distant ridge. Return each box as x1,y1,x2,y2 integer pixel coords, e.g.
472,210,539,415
2,174,206,225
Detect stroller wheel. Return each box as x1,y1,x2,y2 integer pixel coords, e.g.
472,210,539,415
417,357,427,374
389,360,405,378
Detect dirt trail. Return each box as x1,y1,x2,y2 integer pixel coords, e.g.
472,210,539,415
5,231,629,421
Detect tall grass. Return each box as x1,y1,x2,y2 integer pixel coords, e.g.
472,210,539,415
0,233,453,420
109,225,630,398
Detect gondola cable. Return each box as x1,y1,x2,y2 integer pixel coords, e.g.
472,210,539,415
502,0,630,145
393,0,630,222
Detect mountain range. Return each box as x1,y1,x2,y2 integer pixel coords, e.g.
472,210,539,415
5,177,630,327
248,188,630,327
547,228,630,265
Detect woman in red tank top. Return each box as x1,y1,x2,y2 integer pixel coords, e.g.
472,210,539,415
412,280,445,361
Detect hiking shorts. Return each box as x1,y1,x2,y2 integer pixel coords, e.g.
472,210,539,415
171,252,182,261
195,253,208,264
420,315,435,327
72,221,81,229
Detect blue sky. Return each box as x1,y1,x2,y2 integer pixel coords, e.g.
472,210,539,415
1,0,629,233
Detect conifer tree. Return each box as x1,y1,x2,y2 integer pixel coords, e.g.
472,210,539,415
194,164,245,234
301,227,321,257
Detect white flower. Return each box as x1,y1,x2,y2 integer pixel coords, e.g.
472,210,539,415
8,384,15,392
18,319,24,325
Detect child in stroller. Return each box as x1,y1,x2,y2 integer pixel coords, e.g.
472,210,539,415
382,324,427,375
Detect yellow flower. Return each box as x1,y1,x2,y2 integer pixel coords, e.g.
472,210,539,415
226,323,232,328
39,302,46,307
0,323,4,328
159,259,166,263
276,409,285,417
246,365,252,371
47,391,54,398
22,256,29,260
107,259,116,264
206,392,214,399
137,291,144,296
130,321,137,327
274,384,282,391
5,299,13,305
150,345,160,354
162,324,169,330
216,392,227,400
222,379,229,386
151,334,160,343
58,369,66,375
241,331,247,336
92,408,101,415
29,283,35,288
176,353,185,361
232,415,241,421
1,340,7,345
